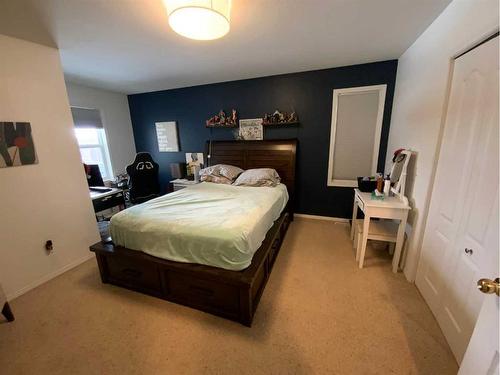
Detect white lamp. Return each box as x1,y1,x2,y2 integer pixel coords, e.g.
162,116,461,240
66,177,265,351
163,0,231,40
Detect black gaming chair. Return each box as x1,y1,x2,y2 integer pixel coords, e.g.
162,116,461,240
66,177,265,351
126,152,161,204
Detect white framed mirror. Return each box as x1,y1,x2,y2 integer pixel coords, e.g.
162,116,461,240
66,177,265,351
389,149,411,203
327,84,387,187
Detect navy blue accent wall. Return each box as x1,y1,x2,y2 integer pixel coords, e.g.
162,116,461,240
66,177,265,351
128,60,398,218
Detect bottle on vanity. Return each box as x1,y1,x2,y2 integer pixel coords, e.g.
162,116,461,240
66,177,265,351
383,174,391,196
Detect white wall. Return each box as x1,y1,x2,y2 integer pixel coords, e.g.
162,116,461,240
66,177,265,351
0,35,100,299
65,82,136,176
387,0,499,281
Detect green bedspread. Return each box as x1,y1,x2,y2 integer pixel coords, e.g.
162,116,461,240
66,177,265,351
110,182,288,270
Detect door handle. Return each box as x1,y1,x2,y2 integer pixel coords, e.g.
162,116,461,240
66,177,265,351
477,278,500,296
464,248,473,255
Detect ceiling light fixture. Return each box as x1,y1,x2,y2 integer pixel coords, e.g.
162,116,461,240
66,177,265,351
163,0,231,41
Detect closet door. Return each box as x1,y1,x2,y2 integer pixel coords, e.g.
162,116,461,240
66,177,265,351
416,35,499,363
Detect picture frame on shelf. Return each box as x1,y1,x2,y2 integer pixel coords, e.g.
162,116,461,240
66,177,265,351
239,118,263,140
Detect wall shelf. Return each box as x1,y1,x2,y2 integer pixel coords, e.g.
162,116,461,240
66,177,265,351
205,123,237,128
262,121,300,127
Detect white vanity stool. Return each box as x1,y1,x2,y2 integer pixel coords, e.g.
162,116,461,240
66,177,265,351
353,218,399,258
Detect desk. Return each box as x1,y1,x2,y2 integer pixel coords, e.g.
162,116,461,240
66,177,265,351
90,188,125,213
350,188,410,273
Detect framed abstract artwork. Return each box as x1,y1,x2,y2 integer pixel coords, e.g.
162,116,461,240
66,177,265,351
0,122,38,168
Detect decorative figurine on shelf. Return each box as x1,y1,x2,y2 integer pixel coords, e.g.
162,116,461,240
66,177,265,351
278,110,285,122
262,109,299,125
206,113,219,126
206,109,238,127
218,110,226,124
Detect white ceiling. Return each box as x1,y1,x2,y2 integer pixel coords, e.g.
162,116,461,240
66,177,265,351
0,0,451,94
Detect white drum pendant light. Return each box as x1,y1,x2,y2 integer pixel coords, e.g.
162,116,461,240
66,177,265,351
164,0,231,40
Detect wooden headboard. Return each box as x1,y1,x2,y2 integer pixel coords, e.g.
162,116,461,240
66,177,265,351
205,139,298,212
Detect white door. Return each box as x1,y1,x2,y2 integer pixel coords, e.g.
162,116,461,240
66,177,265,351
416,35,499,364
460,298,499,375
459,228,499,373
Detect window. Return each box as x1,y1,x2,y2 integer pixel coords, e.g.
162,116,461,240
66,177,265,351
327,85,386,187
71,107,113,181
75,128,113,180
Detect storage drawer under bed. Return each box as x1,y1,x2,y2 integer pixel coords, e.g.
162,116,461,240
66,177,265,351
105,254,162,295
163,270,240,315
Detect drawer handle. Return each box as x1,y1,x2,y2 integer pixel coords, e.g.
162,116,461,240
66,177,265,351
189,285,214,297
122,268,142,278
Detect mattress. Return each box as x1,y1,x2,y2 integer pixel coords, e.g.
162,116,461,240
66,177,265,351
110,182,289,270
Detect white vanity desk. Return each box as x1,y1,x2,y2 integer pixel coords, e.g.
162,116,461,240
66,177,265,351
350,189,411,273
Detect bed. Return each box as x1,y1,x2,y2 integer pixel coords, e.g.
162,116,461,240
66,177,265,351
109,182,289,270
90,139,297,326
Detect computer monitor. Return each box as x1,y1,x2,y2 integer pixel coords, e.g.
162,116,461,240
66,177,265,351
83,164,104,187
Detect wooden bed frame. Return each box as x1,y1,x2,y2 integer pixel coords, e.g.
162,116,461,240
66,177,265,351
90,139,297,326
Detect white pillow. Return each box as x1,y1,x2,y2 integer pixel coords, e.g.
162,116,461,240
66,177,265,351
199,164,243,181
233,168,281,187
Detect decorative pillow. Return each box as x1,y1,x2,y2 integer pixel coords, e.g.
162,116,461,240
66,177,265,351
199,165,220,177
233,168,281,187
218,164,244,181
199,164,243,181
200,174,233,184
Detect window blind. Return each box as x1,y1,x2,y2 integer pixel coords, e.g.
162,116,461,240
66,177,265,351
71,107,103,129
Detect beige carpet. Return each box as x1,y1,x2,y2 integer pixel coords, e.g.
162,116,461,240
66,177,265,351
0,218,458,374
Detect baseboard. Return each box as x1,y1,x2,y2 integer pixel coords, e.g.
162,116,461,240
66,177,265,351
295,213,350,223
6,253,94,301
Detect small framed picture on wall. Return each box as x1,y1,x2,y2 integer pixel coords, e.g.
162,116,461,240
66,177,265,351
155,121,179,152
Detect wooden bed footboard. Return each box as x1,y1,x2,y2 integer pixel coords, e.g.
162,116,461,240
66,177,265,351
90,211,291,326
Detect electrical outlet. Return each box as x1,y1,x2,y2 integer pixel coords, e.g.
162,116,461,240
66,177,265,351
45,240,53,252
